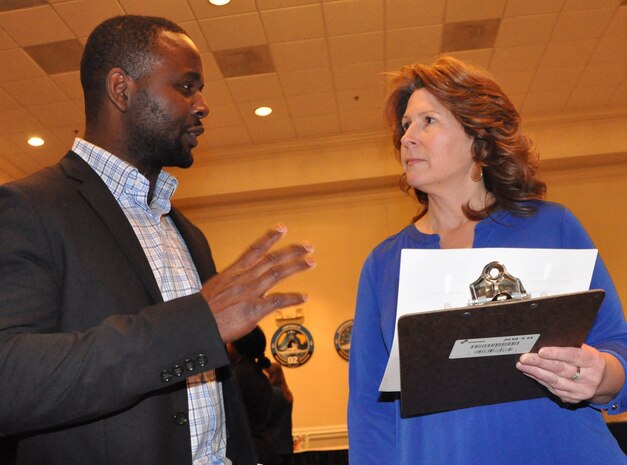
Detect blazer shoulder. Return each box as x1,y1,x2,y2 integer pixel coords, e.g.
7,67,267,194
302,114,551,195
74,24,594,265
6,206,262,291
2,151,97,197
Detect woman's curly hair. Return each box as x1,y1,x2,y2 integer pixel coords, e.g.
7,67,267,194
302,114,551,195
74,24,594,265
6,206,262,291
384,56,546,221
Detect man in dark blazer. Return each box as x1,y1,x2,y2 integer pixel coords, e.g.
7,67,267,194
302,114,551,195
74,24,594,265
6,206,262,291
0,15,314,465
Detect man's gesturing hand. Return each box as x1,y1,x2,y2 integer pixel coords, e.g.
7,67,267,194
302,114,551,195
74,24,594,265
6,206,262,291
200,224,315,342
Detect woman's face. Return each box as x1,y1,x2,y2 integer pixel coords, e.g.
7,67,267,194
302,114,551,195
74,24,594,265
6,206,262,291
400,88,475,194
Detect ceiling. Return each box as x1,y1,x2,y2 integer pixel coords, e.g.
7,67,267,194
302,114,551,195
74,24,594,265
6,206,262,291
0,0,626,183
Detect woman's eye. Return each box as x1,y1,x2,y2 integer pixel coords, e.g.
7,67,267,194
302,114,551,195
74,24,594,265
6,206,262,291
425,116,435,125
401,121,410,131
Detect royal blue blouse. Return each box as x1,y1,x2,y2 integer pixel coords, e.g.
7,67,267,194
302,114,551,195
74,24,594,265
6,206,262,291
348,201,627,464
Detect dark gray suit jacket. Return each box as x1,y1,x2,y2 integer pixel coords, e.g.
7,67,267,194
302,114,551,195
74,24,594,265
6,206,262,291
0,152,256,465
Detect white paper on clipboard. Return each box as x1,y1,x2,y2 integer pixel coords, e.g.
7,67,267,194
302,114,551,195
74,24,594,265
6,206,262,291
378,248,598,392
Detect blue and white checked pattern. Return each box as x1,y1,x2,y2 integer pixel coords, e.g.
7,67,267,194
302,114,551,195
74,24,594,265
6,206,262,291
72,139,230,465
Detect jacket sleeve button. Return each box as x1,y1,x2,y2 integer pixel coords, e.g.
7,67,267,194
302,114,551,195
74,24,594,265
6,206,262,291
197,354,207,367
184,359,195,371
173,365,184,377
160,370,174,383
173,412,188,426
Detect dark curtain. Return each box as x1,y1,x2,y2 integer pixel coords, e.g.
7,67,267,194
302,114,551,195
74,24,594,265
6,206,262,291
608,422,627,454
292,449,348,465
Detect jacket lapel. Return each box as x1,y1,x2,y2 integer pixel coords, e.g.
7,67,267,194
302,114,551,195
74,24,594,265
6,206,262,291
59,151,164,304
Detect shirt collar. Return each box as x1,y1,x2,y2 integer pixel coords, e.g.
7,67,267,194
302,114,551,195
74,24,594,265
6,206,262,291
72,138,178,215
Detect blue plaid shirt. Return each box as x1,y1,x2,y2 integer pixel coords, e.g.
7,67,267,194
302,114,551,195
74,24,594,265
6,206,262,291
72,138,230,465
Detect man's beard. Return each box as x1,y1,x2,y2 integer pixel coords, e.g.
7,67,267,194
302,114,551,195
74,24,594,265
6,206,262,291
126,89,193,170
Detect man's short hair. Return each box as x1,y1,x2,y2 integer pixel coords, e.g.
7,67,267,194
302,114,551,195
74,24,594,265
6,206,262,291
80,15,187,124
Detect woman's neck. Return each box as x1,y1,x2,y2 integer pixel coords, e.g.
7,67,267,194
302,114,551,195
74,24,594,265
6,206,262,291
415,187,492,249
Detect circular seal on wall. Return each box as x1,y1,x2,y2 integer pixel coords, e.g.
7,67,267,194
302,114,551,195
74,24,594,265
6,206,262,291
334,319,353,361
270,324,314,368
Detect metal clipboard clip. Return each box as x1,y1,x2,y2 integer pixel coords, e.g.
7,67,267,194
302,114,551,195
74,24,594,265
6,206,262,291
469,261,530,306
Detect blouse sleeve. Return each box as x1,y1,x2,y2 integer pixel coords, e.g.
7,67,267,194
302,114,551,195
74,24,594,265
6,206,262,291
561,208,627,414
348,252,397,464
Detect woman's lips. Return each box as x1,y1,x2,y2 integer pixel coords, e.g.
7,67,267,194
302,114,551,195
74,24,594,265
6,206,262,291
405,157,425,168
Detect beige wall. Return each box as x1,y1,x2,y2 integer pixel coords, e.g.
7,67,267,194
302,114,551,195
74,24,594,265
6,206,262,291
183,184,416,435
543,158,627,305
175,114,627,441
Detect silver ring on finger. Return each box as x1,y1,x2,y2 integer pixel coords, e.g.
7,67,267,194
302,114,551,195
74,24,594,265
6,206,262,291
570,366,581,381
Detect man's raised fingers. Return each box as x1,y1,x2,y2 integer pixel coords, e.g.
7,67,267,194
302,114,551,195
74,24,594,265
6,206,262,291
230,225,288,271
254,242,314,277
247,256,316,297
222,242,314,285
219,293,310,342
247,293,310,320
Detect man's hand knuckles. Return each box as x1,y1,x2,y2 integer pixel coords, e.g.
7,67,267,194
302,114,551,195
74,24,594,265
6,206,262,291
250,302,265,315
264,251,281,264
269,295,284,307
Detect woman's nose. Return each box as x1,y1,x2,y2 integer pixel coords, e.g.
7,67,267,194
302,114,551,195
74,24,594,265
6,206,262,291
401,132,415,148
400,121,418,148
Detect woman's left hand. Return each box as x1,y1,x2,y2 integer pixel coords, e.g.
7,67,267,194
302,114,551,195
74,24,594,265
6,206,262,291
516,344,617,404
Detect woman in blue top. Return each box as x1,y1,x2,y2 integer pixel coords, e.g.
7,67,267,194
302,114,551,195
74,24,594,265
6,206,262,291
348,56,627,464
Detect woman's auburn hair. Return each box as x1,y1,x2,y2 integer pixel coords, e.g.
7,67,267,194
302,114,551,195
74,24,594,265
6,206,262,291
384,56,546,221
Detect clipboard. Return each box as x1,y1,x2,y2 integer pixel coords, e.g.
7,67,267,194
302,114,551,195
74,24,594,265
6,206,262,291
397,261,605,417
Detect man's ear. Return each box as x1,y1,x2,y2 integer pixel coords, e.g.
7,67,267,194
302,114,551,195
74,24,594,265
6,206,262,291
106,68,133,112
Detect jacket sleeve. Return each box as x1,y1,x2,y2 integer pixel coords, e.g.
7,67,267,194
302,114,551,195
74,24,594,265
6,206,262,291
348,253,397,465
0,181,230,436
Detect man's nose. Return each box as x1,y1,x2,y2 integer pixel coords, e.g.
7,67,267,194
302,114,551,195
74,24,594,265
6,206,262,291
193,94,209,119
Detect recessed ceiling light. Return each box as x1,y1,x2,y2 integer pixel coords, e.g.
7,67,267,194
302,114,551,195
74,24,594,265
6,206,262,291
254,106,272,117
209,0,231,5
28,137,45,147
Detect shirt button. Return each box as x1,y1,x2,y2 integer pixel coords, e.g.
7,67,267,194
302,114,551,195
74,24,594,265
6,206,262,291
173,412,188,426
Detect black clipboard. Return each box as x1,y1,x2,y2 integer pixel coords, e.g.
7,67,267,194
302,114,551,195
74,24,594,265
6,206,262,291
398,288,605,418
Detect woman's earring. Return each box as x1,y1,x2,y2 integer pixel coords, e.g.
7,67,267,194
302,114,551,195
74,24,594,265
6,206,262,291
470,163,483,183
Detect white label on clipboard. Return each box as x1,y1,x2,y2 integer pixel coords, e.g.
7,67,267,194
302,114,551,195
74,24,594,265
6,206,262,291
449,334,539,359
